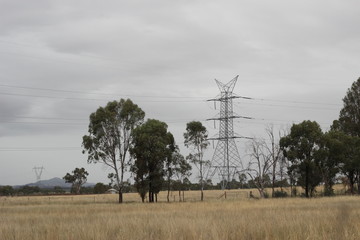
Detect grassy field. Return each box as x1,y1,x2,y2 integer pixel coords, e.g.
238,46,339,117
1,190,359,240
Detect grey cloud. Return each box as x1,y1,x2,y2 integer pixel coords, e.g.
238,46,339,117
0,0,359,184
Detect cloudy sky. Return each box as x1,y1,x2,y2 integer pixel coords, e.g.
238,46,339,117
0,0,359,185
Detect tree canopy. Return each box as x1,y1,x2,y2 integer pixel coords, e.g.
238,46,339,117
184,121,209,201
130,119,176,202
280,121,323,198
82,98,145,203
63,167,89,194
338,78,360,137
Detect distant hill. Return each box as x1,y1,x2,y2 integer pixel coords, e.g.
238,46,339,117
17,177,95,189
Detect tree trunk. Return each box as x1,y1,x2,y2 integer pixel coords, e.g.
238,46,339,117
348,172,355,195
118,191,123,203
115,168,123,203
200,189,203,201
178,190,181,202
149,192,154,203
271,141,277,198
167,168,171,203
305,164,309,198
279,161,284,192
149,181,153,202
259,189,264,198
357,170,360,194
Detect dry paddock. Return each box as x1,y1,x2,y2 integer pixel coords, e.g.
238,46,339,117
0,190,359,240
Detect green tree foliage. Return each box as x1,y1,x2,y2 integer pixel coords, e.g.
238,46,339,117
332,78,360,194
63,167,89,194
338,78,360,137
184,121,209,201
238,173,247,189
93,182,110,194
280,121,323,198
17,186,41,195
82,99,145,203
0,185,14,196
338,134,360,194
53,186,66,194
315,130,346,195
130,119,176,203
166,151,192,202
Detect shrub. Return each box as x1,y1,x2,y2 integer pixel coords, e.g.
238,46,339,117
273,190,288,198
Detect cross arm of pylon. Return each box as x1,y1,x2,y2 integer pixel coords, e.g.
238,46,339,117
207,96,241,102
206,136,253,141
206,115,253,121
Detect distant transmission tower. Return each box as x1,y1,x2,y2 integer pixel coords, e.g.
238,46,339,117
207,75,249,190
33,166,44,181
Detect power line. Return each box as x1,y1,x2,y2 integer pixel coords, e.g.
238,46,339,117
0,83,206,99
233,101,339,111
0,82,344,108
0,117,205,125
0,116,85,121
0,91,205,102
233,94,342,107
0,121,85,125
0,147,80,152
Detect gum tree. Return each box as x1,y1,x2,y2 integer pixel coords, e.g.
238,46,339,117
280,120,323,198
184,121,209,201
82,99,145,203
130,119,176,203
63,167,89,194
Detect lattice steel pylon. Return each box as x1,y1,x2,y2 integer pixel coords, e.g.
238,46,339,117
33,166,44,181
207,75,243,190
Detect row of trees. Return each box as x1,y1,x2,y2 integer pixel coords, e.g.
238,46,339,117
82,99,209,203
281,78,360,197
0,185,66,196
248,78,360,198
81,78,360,201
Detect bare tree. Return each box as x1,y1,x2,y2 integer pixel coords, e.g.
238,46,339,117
246,138,273,198
263,125,284,197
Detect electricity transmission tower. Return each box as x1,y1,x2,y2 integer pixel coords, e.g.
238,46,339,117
33,166,44,181
207,75,250,190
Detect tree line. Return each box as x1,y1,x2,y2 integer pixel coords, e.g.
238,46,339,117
81,98,212,203
79,77,360,201
246,78,360,198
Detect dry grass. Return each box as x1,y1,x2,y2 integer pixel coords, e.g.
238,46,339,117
1,189,359,240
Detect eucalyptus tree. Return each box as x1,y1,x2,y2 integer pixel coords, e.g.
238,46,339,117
130,119,176,203
166,151,192,202
280,120,323,198
334,78,360,193
338,77,360,137
184,121,209,201
82,99,145,203
315,130,345,195
63,167,89,194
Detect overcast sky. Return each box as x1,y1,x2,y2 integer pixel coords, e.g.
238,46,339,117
0,0,359,185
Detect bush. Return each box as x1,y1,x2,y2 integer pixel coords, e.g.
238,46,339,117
0,186,14,196
273,190,288,198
